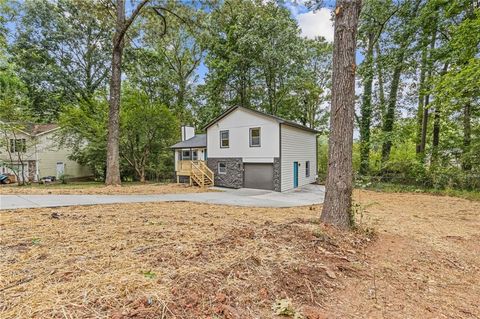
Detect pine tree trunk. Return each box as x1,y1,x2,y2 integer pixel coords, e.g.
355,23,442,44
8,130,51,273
431,62,448,166
462,102,472,171
359,32,374,176
375,43,386,123
415,43,427,155
381,50,404,164
321,0,362,230
105,0,125,186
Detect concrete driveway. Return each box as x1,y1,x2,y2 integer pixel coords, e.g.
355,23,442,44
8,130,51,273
0,184,325,210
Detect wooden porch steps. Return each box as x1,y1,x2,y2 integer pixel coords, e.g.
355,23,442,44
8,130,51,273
190,161,214,188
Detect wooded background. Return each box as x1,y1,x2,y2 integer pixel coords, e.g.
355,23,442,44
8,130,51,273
0,0,478,190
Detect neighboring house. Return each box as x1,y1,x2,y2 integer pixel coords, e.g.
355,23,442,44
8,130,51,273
0,123,91,183
171,106,318,192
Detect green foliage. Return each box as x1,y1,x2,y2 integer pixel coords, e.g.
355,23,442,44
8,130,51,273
199,0,332,129
11,0,112,120
60,88,178,182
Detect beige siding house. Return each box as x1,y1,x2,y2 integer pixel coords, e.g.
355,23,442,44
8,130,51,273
0,123,91,182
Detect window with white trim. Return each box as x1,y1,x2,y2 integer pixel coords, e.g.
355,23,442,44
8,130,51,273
220,130,229,148
249,127,261,147
181,150,191,160
192,150,198,160
218,162,227,174
9,139,26,153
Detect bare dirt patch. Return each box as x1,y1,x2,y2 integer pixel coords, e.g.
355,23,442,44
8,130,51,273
1,190,479,318
0,183,210,195
323,190,480,319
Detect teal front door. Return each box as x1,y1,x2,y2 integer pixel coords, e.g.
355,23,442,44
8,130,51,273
293,162,299,188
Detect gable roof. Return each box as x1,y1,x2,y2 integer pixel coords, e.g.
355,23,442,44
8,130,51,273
170,134,206,149
203,106,319,134
27,124,59,136
0,121,59,137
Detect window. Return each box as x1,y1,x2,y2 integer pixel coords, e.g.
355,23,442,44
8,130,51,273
249,127,261,147
9,139,26,153
306,161,310,177
220,130,229,148
218,162,226,174
192,150,198,160
181,150,191,160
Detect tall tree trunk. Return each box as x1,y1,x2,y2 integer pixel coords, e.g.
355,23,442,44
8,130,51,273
105,0,126,186
431,63,448,166
419,25,437,162
381,49,404,164
462,102,472,171
105,0,150,185
321,0,362,230
415,43,428,155
375,42,386,124
359,32,375,176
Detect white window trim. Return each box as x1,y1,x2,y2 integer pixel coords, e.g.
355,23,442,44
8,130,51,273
220,130,229,148
218,162,227,174
249,127,261,147
181,150,191,160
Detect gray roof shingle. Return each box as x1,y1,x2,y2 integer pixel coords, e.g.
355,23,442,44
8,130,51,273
170,134,206,149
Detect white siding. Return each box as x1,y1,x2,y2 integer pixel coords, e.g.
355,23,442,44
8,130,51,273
280,124,317,192
207,108,279,162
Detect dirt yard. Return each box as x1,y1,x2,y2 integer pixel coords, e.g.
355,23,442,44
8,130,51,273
0,182,210,195
1,190,479,318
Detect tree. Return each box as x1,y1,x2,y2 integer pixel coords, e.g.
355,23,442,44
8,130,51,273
0,57,32,185
105,0,150,186
320,0,362,229
357,0,397,175
12,0,112,120
120,90,178,182
126,3,204,124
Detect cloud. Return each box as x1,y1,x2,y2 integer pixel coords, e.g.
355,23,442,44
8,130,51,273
296,8,334,42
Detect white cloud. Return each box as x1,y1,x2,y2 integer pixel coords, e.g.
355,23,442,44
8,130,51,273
296,8,334,42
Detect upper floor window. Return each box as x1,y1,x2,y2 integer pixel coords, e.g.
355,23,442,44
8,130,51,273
306,161,310,177
10,139,26,153
220,130,229,148
249,127,261,147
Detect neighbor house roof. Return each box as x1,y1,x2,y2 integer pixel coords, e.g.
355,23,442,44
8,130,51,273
0,121,60,136
203,106,319,134
170,134,207,149
27,124,59,136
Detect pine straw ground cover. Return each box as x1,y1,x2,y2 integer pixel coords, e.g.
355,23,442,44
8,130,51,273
1,190,480,319
0,183,211,195
0,202,371,319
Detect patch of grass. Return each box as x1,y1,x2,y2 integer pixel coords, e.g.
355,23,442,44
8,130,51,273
361,182,480,201
141,270,157,279
31,237,41,245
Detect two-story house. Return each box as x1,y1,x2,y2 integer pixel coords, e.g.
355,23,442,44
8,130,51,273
0,123,91,183
171,106,318,192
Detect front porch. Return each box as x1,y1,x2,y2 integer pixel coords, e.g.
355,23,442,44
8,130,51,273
175,160,215,188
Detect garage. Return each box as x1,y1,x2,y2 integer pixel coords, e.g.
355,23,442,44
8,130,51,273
243,163,274,190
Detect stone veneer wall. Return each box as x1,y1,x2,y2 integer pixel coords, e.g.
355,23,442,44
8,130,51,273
207,157,243,188
273,157,281,192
